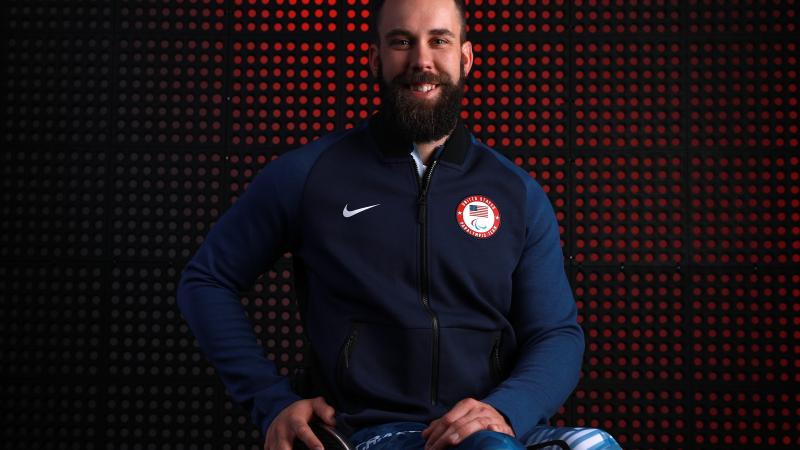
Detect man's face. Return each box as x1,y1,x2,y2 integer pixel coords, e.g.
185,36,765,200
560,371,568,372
369,0,474,143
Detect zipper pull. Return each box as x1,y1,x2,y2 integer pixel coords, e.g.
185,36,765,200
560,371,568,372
417,159,437,224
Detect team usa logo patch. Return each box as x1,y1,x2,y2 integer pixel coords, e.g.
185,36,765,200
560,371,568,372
456,195,501,239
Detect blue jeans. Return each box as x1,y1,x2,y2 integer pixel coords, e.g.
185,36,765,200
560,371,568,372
349,422,622,450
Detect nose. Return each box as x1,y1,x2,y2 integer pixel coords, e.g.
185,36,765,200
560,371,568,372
409,42,434,72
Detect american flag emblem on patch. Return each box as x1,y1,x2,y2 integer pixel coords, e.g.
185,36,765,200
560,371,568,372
469,204,489,218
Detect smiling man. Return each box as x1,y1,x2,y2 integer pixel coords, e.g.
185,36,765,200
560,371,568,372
178,0,621,449
370,0,469,157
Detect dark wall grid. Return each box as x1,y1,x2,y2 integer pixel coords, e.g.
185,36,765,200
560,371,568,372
1,1,798,449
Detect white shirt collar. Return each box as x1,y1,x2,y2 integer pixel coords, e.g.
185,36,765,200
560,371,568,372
410,144,427,180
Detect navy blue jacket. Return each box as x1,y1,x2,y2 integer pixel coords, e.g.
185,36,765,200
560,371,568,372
177,114,584,442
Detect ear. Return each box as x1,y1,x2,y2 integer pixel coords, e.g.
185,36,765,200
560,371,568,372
460,40,474,78
369,43,380,78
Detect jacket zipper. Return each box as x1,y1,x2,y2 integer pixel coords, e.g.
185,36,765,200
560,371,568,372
415,157,440,405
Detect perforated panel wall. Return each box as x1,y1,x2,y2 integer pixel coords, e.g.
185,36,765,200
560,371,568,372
2,1,798,449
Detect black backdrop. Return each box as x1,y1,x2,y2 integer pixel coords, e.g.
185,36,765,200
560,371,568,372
1,1,798,449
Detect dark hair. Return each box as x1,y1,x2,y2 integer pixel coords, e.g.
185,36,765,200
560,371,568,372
369,0,468,44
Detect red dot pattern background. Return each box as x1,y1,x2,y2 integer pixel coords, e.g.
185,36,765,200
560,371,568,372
1,1,799,449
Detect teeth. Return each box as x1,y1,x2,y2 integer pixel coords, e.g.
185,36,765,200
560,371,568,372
411,84,436,92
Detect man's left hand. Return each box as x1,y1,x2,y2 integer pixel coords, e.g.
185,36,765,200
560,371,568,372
421,398,514,450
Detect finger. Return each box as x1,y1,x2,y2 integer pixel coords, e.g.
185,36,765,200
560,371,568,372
483,419,511,435
423,419,452,448
490,421,513,436
440,398,478,425
311,397,336,426
272,427,294,450
492,417,514,436
481,404,514,436
425,399,477,445
427,405,505,450
293,423,324,450
265,423,278,450
425,416,469,449
427,410,482,449
429,416,491,450
421,418,439,439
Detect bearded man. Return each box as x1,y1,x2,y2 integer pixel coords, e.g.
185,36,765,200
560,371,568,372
178,0,622,449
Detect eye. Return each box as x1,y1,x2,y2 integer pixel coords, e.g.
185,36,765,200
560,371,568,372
432,38,448,46
390,39,411,48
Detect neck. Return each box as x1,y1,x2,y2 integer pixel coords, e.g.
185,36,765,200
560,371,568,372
414,130,453,165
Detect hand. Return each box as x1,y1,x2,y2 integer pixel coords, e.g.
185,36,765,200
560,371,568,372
421,398,514,450
264,396,336,450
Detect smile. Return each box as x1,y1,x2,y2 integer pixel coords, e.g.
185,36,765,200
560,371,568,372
408,83,438,93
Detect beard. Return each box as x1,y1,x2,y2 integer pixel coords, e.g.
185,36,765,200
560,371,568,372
377,62,465,143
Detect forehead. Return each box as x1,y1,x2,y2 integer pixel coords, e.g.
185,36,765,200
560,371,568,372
377,0,461,36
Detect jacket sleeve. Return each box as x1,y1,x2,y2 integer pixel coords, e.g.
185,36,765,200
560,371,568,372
482,176,585,440
177,154,310,436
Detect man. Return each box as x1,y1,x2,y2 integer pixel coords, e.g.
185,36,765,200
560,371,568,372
178,0,622,449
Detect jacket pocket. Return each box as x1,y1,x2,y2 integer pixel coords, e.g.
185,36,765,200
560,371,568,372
335,322,433,414
342,324,359,370
490,332,504,385
437,328,504,406
335,323,360,393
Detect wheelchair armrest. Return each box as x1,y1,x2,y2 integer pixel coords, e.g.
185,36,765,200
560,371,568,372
293,421,354,450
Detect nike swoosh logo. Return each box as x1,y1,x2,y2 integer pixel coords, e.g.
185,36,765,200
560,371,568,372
342,203,380,218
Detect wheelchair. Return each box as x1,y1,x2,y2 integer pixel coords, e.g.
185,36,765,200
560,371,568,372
293,421,354,450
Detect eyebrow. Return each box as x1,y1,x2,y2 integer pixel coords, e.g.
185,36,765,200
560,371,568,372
384,28,456,40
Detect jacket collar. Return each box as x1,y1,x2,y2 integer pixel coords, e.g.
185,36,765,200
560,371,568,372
367,112,471,166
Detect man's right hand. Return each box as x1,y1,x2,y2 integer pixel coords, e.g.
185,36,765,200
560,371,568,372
264,396,337,450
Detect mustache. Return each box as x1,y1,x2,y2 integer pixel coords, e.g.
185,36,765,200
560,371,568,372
390,71,453,86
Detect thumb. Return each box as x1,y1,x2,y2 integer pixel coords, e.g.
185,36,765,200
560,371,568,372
311,396,336,426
